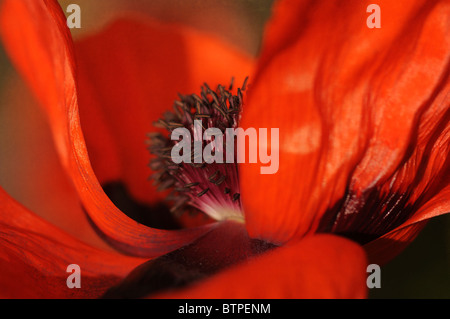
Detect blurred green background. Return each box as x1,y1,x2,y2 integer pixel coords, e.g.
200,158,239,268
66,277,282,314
0,0,448,298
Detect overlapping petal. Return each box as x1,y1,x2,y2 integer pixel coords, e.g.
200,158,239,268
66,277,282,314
240,0,450,249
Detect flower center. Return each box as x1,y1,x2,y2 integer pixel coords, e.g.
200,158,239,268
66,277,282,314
148,78,248,222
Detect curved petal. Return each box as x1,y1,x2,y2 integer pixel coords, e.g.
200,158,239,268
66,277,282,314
74,16,255,205
0,187,146,298
0,0,216,257
0,74,110,250
363,221,426,266
365,184,450,265
154,234,368,299
240,0,450,244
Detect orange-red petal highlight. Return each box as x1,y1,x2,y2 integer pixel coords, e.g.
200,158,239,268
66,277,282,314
0,74,112,250
241,0,450,244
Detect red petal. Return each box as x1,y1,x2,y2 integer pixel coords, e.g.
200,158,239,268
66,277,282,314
365,184,450,265
0,187,146,298
0,0,215,257
154,234,368,299
74,17,254,204
0,74,114,250
364,221,426,266
240,0,450,244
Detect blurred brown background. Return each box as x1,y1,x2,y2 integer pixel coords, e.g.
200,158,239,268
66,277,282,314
0,0,448,298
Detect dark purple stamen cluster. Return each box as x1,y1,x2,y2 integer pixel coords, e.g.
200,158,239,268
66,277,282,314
147,78,248,221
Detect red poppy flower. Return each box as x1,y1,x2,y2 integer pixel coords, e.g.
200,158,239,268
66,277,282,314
0,0,448,299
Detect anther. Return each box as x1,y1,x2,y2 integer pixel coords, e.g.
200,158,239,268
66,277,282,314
148,78,248,222
229,77,234,91
208,170,220,182
184,182,200,188
212,175,227,186
197,188,210,198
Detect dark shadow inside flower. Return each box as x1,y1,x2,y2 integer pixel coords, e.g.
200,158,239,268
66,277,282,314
317,105,450,248
101,221,276,298
317,189,417,245
102,182,181,230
